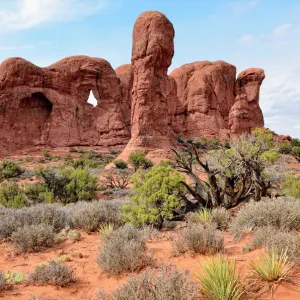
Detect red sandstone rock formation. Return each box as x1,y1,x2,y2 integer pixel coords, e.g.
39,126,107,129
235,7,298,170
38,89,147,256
120,11,177,157
115,64,132,131
0,56,130,153
229,68,265,135
170,61,236,139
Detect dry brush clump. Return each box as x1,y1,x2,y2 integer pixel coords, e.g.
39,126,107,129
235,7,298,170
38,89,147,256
11,224,55,252
67,200,124,232
97,224,153,275
96,265,199,300
229,197,300,240
244,227,300,264
29,260,75,287
172,224,224,255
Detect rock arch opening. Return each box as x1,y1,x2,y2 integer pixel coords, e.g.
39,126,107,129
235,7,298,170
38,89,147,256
87,90,98,107
17,92,53,145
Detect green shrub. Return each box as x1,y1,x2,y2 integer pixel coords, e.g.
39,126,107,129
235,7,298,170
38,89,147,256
68,201,123,232
0,160,23,181
122,166,186,228
278,142,292,154
0,181,25,208
97,265,199,300
29,260,75,286
69,147,78,153
244,227,300,263
250,251,293,283
11,224,54,252
281,174,300,199
172,224,224,255
42,150,51,158
97,225,152,275
292,146,300,162
70,151,106,169
25,182,53,204
290,138,300,147
39,167,98,204
195,256,244,300
128,151,153,171
114,159,128,169
229,197,300,240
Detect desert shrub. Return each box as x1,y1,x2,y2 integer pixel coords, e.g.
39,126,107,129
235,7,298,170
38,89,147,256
39,167,98,204
11,224,54,252
70,150,108,169
244,227,300,263
195,256,244,300
97,265,199,300
229,197,300,240
68,230,81,242
172,224,224,255
29,260,75,286
292,146,300,162
114,159,128,169
97,224,152,274
249,251,293,282
122,166,187,228
281,174,300,199
0,160,23,181
69,147,78,153
0,181,25,208
277,142,292,154
25,182,54,204
68,201,123,231
64,153,73,163
128,151,153,171
103,169,132,189
0,270,5,289
187,207,231,230
0,204,67,240
290,138,300,147
173,132,280,210
98,223,114,237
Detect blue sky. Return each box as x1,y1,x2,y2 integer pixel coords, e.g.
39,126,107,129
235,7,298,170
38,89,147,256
0,0,299,137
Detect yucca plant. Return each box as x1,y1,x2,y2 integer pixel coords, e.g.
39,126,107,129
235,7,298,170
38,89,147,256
250,251,294,282
98,223,115,237
195,256,244,300
195,208,213,225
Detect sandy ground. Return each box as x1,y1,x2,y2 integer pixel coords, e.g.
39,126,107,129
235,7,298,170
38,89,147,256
0,231,299,300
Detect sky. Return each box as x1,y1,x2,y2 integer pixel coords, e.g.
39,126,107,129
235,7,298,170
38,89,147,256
0,0,299,138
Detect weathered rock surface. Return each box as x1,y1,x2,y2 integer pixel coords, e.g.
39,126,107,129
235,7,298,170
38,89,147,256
229,68,265,135
115,64,133,131
120,11,177,157
0,56,130,153
170,61,236,138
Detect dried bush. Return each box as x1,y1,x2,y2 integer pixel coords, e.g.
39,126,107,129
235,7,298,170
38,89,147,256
0,204,67,240
172,224,224,255
103,169,132,189
96,265,199,300
230,197,300,240
67,201,123,232
11,224,55,252
29,260,75,286
244,227,300,263
97,224,152,274
0,270,6,289
187,207,231,230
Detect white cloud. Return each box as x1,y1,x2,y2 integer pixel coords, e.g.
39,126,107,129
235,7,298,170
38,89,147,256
0,44,34,51
0,0,108,33
237,34,256,45
229,0,258,12
273,23,293,36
